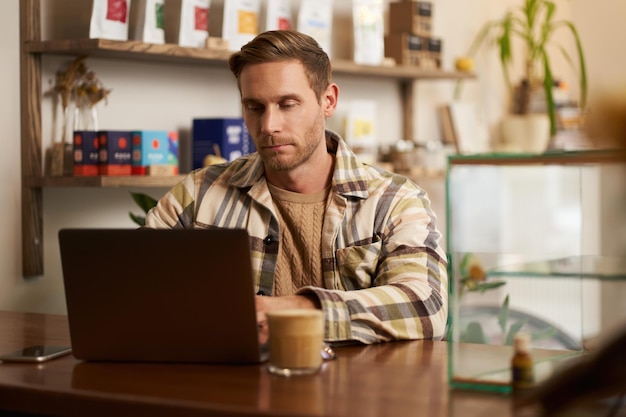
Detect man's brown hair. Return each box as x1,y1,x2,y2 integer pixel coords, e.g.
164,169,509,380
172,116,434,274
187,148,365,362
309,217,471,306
228,30,332,101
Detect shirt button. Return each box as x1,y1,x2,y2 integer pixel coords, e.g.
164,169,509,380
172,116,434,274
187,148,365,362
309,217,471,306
263,235,273,245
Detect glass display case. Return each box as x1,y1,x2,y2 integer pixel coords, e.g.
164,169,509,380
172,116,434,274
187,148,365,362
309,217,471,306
445,150,626,393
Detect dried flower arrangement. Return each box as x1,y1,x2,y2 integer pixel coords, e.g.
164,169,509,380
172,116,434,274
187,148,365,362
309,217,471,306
45,56,112,176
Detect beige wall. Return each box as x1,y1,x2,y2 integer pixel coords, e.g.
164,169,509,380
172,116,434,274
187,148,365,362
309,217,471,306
1,0,623,314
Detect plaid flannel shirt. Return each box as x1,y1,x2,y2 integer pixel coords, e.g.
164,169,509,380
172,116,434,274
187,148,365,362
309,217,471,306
145,130,448,344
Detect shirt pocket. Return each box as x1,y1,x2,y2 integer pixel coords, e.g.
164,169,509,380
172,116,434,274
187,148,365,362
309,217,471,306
336,241,382,290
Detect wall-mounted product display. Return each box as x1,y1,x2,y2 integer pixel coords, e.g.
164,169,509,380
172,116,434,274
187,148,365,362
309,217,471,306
20,0,474,276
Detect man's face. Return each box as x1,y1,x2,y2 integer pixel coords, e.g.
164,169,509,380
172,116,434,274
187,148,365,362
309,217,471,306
239,60,327,173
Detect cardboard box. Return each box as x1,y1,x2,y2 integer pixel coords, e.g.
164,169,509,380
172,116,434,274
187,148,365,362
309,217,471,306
73,131,99,176
385,33,426,66
131,130,170,175
192,118,255,169
98,131,133,175
388,1,432,37
139,130,179,176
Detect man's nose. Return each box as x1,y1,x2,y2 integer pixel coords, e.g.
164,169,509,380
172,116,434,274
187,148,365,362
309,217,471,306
261,106,282,134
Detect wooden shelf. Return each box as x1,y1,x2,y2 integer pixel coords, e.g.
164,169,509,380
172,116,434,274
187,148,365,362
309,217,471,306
24,175,186,188
24,38,476,82
448,149,626,166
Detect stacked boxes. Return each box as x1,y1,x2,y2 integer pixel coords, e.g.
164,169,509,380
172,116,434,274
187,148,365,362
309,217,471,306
192,118,255,170
385,1,441,69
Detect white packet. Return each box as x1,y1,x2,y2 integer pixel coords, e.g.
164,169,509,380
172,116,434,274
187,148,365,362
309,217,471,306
222,0,261,52
90,0,131,41
264,0,292,31
164,0,210,48
343,99,378,164
352,0,384,65
297,0,333,58
130,0,165,44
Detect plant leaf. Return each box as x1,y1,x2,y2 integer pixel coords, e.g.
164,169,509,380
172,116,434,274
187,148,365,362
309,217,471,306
542,49,556,135
497,294,510,334
129,212,146,227
130,192,158,214
459,253,475,278
474,281,507,293
504,319,528,345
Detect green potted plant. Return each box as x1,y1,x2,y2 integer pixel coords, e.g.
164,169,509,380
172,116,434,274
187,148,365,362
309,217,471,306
455,0,588,152
129,192,158,227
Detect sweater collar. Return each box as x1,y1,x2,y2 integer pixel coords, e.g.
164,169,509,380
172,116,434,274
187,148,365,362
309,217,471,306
229,129,369,199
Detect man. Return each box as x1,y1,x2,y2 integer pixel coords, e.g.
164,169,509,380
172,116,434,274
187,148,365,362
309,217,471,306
145,30,448,345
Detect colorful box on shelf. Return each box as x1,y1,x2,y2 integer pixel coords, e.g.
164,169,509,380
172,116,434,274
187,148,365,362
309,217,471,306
73,131,100,176
131,130,179,176
192,118,255,170
98,130,133,175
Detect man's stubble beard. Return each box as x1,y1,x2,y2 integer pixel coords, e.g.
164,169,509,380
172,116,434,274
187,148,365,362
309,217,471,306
259,113,326,172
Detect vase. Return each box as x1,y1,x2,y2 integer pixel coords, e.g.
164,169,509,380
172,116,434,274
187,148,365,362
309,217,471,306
499,114,551,154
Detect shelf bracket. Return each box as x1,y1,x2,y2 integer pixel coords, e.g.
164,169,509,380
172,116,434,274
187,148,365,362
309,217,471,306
400,80,415,141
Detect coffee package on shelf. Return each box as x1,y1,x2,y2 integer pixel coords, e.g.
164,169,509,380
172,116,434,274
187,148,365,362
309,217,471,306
164,0,211,48
264,0,292,31
352,0,385,65
131,130,179,176
89,0,131,41
343,100,378,165
297,0,333,58
73,131,100,176
192,118,255,170
222,0,261,52
129,0,165,44
98,130,133,175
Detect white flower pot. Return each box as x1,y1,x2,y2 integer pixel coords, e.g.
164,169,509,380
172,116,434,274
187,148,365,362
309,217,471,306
499,114,551,153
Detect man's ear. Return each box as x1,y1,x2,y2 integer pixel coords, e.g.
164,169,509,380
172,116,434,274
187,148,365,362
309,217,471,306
323,83,339,117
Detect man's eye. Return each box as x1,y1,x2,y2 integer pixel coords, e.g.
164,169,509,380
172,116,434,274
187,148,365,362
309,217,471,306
280,101,297,109
245,103,263,113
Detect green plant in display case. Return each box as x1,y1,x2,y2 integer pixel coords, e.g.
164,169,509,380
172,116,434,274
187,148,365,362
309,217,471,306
455,0,588,136
456,253,557,345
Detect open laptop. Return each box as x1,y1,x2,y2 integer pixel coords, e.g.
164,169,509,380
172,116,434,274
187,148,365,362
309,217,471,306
58,228,267,364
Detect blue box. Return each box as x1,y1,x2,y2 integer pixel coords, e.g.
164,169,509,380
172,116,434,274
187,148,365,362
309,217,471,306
98,130,133,175
73,130,99,176
192,118,255,169
131,130,170,175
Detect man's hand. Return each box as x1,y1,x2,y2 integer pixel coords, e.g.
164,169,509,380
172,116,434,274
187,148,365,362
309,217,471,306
255,294,321,345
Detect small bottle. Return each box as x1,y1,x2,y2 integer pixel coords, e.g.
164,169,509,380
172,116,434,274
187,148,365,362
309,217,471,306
511,332,535,391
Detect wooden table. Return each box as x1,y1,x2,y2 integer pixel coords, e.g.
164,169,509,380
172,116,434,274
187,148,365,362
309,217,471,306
0,310,513,417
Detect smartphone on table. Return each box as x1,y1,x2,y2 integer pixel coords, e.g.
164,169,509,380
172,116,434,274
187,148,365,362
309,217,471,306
0,345,72,363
